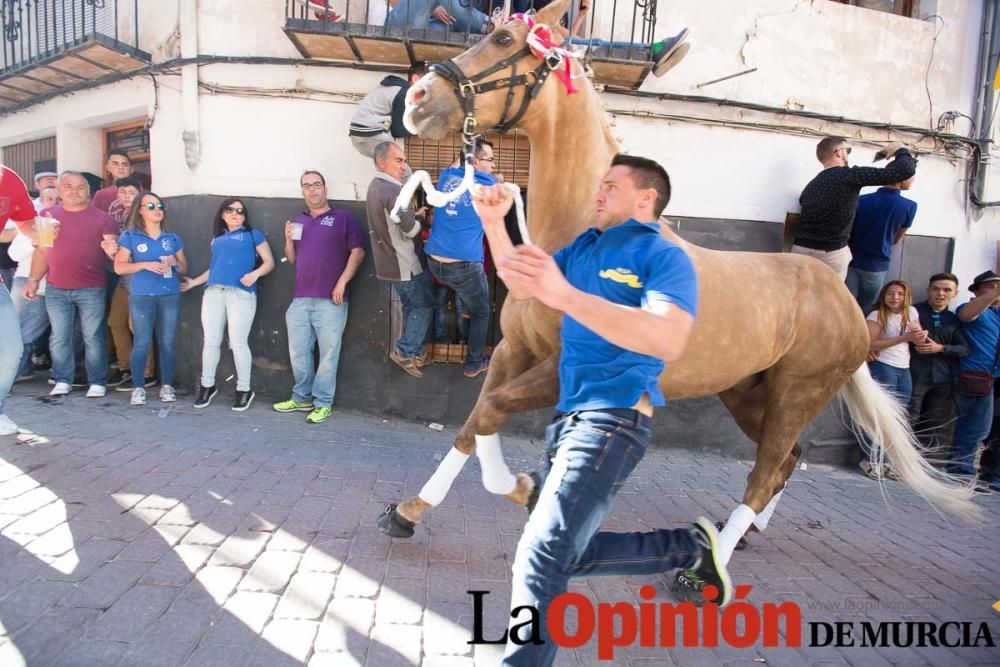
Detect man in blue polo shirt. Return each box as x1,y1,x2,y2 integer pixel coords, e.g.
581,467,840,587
845,176,917,313
474,154,732,667
425,138,497,378
951,270,1000,477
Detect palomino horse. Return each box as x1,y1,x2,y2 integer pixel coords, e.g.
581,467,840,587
376,0,978,580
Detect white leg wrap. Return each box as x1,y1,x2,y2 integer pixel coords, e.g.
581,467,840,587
718,504,757,566
476,433,517,495
418,448,470,506
752,489,784,531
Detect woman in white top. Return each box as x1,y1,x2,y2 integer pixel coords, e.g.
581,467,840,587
861,280,926,479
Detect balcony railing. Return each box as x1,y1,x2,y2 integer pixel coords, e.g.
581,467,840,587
285,0,660,88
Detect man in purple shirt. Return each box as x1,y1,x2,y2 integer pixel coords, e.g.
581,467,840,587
273,170,365,424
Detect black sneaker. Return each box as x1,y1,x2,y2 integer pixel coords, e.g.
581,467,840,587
143,376,159,388
679,517,734,606
233,390,255,412
193,385,218,409
107,368,132,387
71,374,88,388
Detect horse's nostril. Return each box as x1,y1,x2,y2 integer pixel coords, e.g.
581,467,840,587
409,85,427,105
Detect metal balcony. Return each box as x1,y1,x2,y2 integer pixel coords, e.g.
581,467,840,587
284,0,659,89
0,0,149,112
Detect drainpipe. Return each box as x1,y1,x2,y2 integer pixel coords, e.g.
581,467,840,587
180,0,200,170
973,0,1000,205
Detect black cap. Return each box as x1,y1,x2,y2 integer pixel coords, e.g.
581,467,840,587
968,270,1000,292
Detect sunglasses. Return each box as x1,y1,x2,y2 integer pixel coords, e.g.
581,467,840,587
144,202,165,210
224,206,246,215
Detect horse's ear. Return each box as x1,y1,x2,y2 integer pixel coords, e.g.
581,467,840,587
534,0,573,29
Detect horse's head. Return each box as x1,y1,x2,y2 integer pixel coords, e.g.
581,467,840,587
404,0,575,140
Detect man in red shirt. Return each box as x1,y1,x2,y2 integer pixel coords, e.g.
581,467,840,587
24,171,119,398
0,166,39,435
92,151,134,212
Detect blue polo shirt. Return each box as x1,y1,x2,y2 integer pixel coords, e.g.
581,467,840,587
118,229,184,296
209,228,267,293
424,166,497,262
848,188,916,272
957,303,1000,376
553,219,698,412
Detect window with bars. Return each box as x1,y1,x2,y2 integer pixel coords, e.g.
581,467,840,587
829,0,922,19
103,119,150,190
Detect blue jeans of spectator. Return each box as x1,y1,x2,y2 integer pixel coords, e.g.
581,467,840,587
569,37,651,53
391,272,434,358
433,283,449,341
130,293,181,388
45,287,107,386
866,361,912,464
0,282,22,418
387,0,488,33
428,258,489,368
951,392,994,475
503,409,700,667
11,277,50,376
286,298,348,409
845,266,886,314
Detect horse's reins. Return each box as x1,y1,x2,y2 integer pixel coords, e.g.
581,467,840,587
390,14,581,244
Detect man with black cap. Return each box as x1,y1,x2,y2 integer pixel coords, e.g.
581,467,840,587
951,270,1000,476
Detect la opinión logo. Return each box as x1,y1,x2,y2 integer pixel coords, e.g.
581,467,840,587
467,588,997,659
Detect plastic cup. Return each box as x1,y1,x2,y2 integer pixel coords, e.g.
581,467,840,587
159,256,173,279
36,216,59,248
291,222,304,241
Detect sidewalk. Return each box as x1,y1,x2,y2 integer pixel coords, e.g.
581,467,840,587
0,379,998,666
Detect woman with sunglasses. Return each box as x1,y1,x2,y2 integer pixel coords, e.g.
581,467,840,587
113,194,188,406
181,199,274,411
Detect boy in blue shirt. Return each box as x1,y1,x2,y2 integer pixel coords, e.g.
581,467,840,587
474,154,732,666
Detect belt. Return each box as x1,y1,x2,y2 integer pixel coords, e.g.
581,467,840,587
349,127,388,138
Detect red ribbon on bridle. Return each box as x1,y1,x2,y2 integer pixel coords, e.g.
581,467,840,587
508,13,578,96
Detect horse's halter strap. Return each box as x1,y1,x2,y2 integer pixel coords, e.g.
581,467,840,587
429,41,563,145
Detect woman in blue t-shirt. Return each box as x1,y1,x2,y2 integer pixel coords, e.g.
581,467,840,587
114,193,188,407
180,198,274,412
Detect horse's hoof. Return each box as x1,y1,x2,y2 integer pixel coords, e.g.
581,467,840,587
377,504,416,539
671,570,706,605
715,521,748,551
525,471,542,516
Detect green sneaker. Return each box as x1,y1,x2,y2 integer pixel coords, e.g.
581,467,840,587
306,406,333,424
273,399,314,413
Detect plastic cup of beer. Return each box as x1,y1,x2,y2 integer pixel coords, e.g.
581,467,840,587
291,222,304,241
36,216,59,248
159,256,173,279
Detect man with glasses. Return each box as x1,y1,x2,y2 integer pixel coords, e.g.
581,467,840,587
792,137,917,280
92,151,134,212
425,138,497,378
908,273,968,456
273,170,365,424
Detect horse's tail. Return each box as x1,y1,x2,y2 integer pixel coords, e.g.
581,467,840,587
838,364,981,521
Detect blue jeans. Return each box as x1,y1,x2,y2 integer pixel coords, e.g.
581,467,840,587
846,266,887,313
503,409,700,667
387,0,488,33
45,287,108,386
12,277,50,376
951,392,994,475
0,283,22,417
866,361,913,464
433,283,450,341
569,37,651,53
392,272,434,358
130,293,181,388
428,258,489,368
286,298,349,409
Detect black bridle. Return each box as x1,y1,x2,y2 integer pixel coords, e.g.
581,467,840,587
429,43,565,157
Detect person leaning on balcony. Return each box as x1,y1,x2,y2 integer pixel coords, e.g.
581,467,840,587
92,151,134,212
386,0,490,34
273,170,365,425
791,138,917,281
349,66,425,161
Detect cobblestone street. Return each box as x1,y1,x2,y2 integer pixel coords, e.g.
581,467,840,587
0,382,998,666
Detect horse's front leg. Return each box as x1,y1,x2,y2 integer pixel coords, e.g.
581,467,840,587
376,347,559,538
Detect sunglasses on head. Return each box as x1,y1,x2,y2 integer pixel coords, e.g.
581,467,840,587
224,206,246,215
145,202,165,210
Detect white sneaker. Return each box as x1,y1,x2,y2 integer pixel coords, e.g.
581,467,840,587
159,385,176,403
131,388,146,406
0,414,17,436
86,385,106,398
49,382,71,397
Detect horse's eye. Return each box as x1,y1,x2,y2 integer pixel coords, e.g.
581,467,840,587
494,33,512,46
